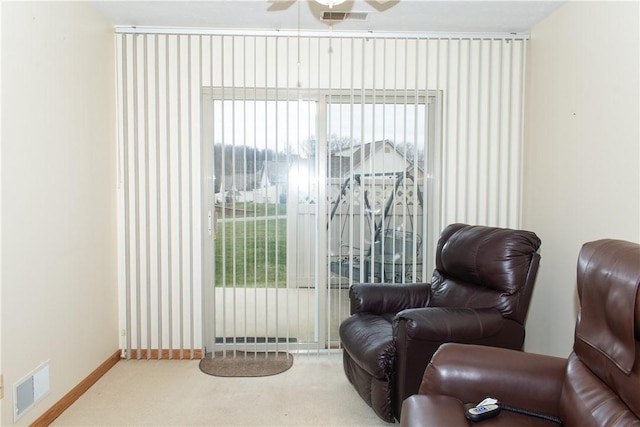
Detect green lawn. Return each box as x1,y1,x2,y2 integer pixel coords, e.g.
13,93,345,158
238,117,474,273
214,203,287,288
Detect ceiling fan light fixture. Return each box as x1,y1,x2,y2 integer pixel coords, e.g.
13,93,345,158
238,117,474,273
314,0,348,8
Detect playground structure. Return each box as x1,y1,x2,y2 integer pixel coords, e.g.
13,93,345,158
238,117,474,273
328,171,424,284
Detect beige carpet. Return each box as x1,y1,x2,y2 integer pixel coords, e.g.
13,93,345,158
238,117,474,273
51,352,391,426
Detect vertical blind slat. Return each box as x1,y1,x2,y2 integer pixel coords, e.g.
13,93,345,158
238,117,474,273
155,34,163,357
144,34,152,359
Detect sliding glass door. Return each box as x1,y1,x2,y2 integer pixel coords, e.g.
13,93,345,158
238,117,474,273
202,89,436,354
202,92,321,353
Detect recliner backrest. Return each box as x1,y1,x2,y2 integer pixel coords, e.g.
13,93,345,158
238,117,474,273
429,223,542,323
570,239,640,420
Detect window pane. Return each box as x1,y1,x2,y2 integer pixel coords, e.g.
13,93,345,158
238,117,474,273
213,99,316,155
326,99,427,284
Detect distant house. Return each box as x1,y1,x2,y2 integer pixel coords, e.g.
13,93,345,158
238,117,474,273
215,173,255,203
215,160,287,204
328,140,423,180
250,160,284,203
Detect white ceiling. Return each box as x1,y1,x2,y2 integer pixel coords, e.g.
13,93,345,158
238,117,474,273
89,0,566,34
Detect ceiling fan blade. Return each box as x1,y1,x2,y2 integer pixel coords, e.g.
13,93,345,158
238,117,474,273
267,0,297,12
365,0,399,12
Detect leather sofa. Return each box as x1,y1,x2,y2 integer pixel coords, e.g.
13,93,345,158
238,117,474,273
339,223,542,422
401,239,640,426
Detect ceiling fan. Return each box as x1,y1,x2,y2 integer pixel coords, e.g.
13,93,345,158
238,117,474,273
267,0,399,14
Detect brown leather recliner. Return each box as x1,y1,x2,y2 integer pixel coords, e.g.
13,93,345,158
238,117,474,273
401,239,640,426
339,223,542,422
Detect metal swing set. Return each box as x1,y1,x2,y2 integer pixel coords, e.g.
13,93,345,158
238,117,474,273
328,171,424,284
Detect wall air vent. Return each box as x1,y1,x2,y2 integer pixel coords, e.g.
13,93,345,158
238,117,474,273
321,11,369,21
13,361,50,422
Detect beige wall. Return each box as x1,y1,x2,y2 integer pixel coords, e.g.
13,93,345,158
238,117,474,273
522,1,640,357
1,2,117,425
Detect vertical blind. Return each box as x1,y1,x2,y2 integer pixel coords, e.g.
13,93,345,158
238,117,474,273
116,29,528,359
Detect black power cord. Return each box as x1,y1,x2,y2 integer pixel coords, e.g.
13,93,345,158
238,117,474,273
469,397,563,425
501,403,563,425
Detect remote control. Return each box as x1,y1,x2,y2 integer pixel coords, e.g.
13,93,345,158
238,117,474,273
465,404,502,421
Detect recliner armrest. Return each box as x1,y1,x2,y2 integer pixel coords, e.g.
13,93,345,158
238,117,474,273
420,343,567,417
395,307,505,341
350,283,430,315
400,395,468,427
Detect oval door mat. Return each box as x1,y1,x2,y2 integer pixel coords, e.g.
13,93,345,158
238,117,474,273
199,351,293,377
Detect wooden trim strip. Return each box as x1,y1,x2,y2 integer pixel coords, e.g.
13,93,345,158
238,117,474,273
126,348,203,359
30,350,121,427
